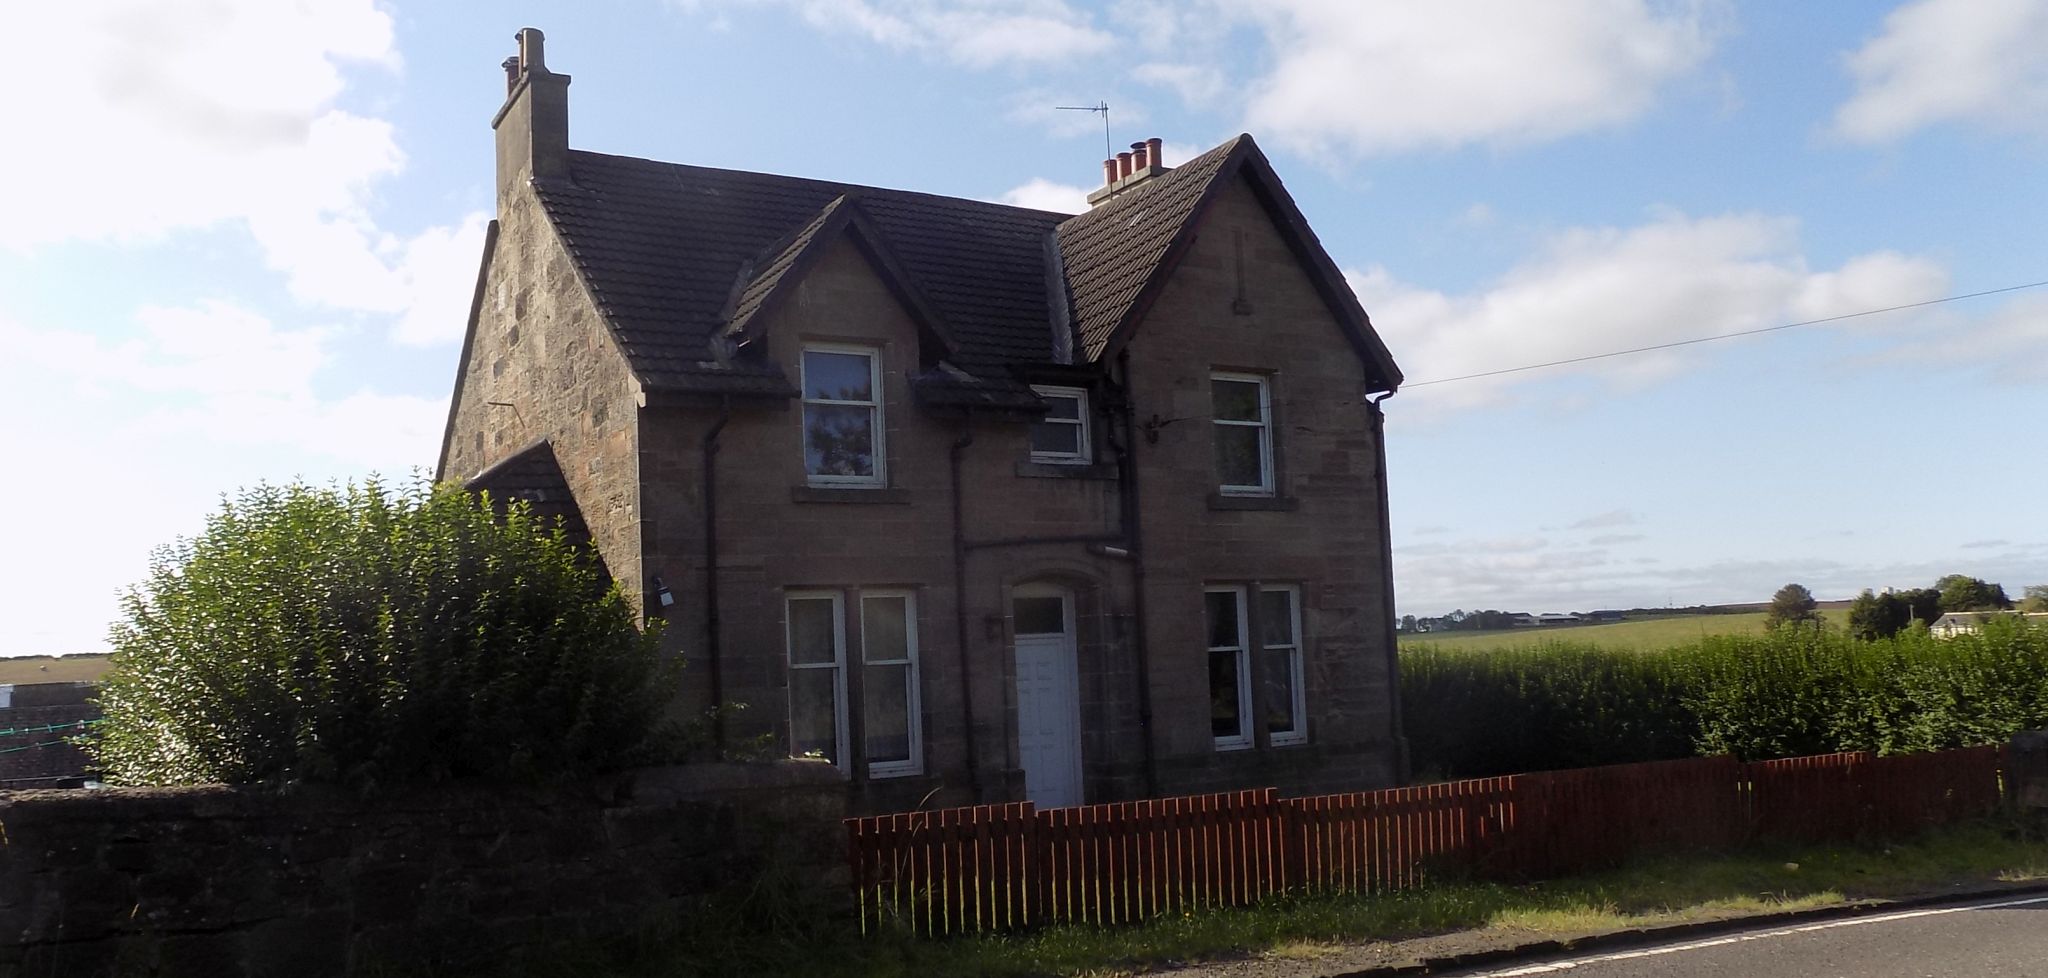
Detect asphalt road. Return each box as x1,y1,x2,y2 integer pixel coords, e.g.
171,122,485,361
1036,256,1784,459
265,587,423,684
1450,895,2048,978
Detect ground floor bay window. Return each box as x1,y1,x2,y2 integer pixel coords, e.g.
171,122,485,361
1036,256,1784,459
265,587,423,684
784,588,923,777
1207,583,1307,750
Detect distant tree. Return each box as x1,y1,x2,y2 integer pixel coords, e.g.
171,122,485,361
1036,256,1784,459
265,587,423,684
1847,589,1912,640
1400,614,1418,633
2025,585,2048,614
1936,575,2011,612
1894,587,1944,628
1764,583,1822,631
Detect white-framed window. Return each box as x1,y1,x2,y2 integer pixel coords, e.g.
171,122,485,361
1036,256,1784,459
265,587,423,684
1259,585,1307,746
1211,372,1273,495
1206,586,1252,750
785,590,847,767
1206,584,1308,750
1028,385,1091,464
783,588,923,778
859,589,923,778
801,344,885,487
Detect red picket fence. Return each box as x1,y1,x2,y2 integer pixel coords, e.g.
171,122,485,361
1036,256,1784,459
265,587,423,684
846,745,2008,935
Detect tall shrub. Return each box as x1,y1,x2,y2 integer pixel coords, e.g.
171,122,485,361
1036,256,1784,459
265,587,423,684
91,478,672,787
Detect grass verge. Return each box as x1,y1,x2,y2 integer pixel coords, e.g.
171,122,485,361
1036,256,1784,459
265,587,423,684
447,818,2048,978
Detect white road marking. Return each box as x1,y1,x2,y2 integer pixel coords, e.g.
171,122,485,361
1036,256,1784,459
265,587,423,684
1460,894,2048,976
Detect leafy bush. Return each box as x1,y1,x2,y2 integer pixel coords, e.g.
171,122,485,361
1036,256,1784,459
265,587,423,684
91,478,673,787
1402,619,2048,778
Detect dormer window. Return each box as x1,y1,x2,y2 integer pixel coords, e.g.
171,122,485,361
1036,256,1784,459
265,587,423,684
1028,386,1091,464
802,345,885,487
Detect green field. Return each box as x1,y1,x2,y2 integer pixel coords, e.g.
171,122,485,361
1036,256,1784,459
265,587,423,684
1399,608,1853,652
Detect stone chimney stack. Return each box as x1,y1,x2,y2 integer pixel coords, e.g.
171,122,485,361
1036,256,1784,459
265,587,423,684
492,27,572,207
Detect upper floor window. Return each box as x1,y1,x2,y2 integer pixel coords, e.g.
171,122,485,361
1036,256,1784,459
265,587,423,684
802,345,885,486
1028,386,1091,464
1211,373,1273,495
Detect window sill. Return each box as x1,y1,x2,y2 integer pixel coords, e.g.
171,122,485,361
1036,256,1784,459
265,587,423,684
790,486,911,505
1016,460,1118,480
1213,739,1253,753
867,765,924,780
1207,493,1298,512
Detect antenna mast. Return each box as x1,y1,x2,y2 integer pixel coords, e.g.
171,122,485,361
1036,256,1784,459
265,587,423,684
1055,101,1111,162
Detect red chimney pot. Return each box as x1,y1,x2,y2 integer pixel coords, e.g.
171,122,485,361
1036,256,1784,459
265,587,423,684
1117,152,1133,179
1131,141,1149,170
1146,137,1163,167
1102,159,1119,186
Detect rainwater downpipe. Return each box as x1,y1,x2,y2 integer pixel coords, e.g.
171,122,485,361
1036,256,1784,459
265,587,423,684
950,417,984,798
1116,350,1161,797
1367,390,1411,783
702,396,732,752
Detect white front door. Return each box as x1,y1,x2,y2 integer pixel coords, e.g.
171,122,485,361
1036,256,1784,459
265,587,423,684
1014,630,1083,809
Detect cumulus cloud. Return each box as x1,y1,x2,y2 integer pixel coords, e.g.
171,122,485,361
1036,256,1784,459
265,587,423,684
680,1,1723,159
677,0,1115,66
0,304,442,470
6,1,485,344
1833,0,2048,142
1229,0,1723,157
1350,211,1952,410
997,178,1091,214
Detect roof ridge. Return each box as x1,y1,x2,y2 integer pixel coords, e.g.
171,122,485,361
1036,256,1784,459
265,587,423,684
564,148,1074,222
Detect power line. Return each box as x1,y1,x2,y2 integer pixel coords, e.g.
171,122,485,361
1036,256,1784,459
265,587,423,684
1401,279,2048,389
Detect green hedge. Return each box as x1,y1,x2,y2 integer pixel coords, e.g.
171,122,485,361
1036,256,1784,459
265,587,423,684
1401,619,2048,779
92,479,673,788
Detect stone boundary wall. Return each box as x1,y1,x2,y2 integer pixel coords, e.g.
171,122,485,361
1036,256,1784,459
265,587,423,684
0,761,846,977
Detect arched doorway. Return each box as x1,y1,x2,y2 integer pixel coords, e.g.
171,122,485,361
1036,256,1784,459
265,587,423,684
1012,584,1083,808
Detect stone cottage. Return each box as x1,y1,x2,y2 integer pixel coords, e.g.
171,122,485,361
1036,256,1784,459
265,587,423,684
438,29,1408,812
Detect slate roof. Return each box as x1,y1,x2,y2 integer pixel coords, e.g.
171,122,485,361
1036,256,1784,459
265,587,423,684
464,441,591,545
535,152,1070,399
529,133,1400,401
1058,137,1242,361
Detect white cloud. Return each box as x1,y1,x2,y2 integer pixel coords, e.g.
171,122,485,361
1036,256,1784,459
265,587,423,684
1216,0,1723,157
1833,0,2048,142
0,303,442,470
6,1,485,345
680,0,1115,66
1351,212,1951,410
997,178,1090,214
1133,62,1228,104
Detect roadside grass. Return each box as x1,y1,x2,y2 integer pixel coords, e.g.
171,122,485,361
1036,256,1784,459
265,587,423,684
465,818,2047,978
1397,609,1853,653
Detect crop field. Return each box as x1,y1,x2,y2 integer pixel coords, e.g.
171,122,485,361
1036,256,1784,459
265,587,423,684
1399,608,1853,652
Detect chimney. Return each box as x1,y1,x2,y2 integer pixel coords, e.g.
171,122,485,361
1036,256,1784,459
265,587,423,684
492,27,572,207
1086,135,1174,206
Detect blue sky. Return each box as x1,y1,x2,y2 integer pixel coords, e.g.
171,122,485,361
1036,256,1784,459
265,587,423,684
4,0,2045,653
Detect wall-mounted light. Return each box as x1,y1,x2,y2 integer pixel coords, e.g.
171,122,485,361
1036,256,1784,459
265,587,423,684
651,575,676,609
